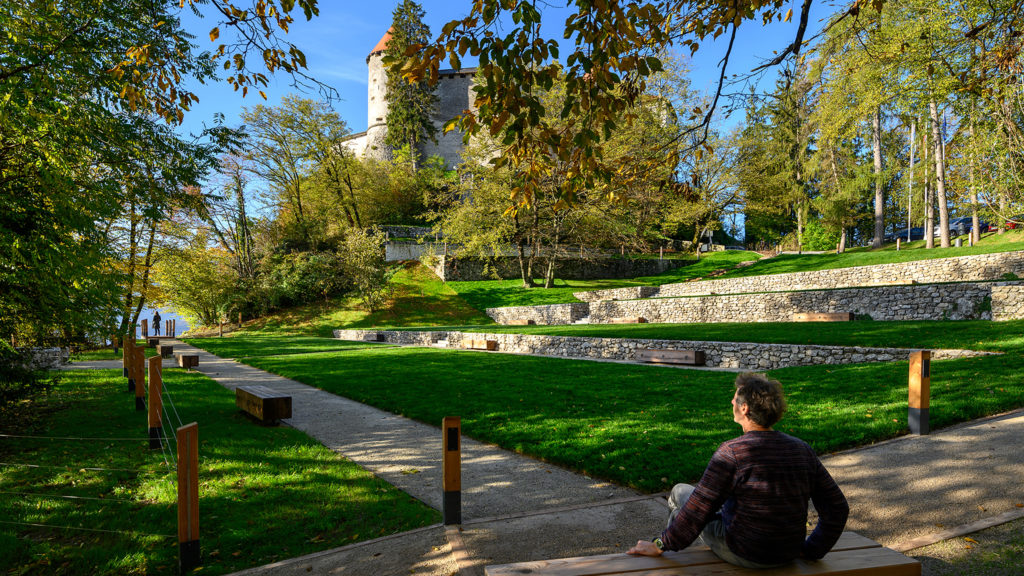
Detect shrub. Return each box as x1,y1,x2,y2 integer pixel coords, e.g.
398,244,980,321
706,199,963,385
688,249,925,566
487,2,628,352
0,342,54,416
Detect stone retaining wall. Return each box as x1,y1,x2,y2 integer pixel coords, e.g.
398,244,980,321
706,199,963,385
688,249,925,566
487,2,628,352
486,303,590,325
433,255,692,282
333,329,991,371
573,250,1024,301
14,347,70,370
589,281,1022,324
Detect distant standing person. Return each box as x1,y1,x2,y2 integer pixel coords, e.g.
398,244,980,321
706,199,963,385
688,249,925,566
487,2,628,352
628,372,849,568
152,311,162,336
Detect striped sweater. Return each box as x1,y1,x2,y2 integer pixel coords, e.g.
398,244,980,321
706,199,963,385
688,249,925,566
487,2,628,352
661,430,849,565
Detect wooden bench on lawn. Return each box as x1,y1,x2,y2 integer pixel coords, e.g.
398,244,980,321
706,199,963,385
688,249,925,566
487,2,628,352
507,319,537,325
793,312,855,322
362,332,385,342
637,348,706,366
484,531,919,576
464,339,498,351
235,385,292,425
609,316,647,324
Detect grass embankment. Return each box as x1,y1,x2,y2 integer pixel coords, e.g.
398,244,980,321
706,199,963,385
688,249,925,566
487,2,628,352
455,319,1024,353
183,337,393,359
229,343,1024,493
720,230,1024,279
446,251,759,310
0,369,438,576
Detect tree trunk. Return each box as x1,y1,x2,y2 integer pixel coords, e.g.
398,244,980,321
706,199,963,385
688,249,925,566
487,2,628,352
871,107,885,249
923,117,934,249
838,227,847,253
929,98,950,248
969,118,979,244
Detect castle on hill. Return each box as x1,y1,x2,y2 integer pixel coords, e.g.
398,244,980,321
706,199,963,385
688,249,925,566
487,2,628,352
343,28,477,169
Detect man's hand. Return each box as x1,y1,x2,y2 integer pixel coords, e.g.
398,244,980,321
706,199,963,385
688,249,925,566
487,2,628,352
627,540,662,556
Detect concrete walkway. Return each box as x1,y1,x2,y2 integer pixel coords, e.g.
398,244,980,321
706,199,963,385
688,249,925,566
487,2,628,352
65,342,1024,575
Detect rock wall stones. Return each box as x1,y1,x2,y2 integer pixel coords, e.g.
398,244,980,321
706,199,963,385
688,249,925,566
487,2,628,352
333,329,991,371
574,250,1024,301
992,284,1024,321
486,303,590,325
589,281,1021,324
433,256,692,282
13,347,70,370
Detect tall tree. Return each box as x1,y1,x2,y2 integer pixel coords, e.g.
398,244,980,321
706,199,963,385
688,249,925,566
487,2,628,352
383,0,438,169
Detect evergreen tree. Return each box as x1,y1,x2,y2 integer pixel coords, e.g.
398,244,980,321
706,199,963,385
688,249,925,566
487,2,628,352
384,0,438,168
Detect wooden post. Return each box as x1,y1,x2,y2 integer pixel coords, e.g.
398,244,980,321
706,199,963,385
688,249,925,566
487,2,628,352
896,238,901,251
141,319,149,338
442,416,461,525
909,351,931,435
171,319,176,338
148,356,163,450
177,423,200,572
134,346,145,411
238,312,242,328
165,319,170,338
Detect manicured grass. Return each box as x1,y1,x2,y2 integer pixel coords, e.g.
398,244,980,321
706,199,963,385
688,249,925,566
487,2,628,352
0,369,438,576
720,231,1024,280
184,336,392,359
189,262,492,338
447,251,760,310
454,319,1024,353
71,348,122,361
241,346,1024,493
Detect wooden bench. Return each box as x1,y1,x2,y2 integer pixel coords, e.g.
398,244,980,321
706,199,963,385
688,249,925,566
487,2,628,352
637,348,706,366
508,319,537,325
793,312,855,322
235,385,292,425
156,344,173,358
609,317,647,324
485,531,919,576
362,332,385,342
176,354,199,370
464,339,498,351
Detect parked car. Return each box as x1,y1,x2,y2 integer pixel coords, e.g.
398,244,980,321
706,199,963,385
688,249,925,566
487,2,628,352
1007,215,1023,230
885,227,925,243
936,217,986,237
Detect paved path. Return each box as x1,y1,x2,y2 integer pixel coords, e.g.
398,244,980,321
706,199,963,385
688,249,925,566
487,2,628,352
63,342,1024,575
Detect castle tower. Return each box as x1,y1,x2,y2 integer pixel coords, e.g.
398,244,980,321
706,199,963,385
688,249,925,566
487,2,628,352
364,28,393,162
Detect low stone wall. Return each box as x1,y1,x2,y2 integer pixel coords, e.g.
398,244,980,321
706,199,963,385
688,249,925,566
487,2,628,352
486,303,590,325
433,255,692,282
333,329,991,371
15,347,70,370
573,250,1024,301
589,281,1022,324
574,286,660,302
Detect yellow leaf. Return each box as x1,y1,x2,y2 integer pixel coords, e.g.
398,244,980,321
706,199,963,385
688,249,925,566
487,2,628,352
209,27,219,42
784,8,792,22
964,537,978,544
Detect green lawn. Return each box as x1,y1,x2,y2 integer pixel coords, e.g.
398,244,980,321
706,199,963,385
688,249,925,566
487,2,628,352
0,369,438,576
719,231,1024,279
452,319,1024,353
236,345,1024,493
447,251,760,310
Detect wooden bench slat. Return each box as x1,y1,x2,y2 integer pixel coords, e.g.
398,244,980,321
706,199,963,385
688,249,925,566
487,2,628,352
464,339,498,351
484,532,917,576
236,385,292,424
793,313,855,322
636,348,706,366
608,317,647,324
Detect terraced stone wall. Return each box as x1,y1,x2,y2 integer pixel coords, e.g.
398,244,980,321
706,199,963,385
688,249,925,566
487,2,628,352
574,250,1024,301
589,281,1022,324
333,329,990,370
485,303,590,325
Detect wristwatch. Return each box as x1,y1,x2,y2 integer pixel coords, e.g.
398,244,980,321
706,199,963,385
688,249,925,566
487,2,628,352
651,537,664,551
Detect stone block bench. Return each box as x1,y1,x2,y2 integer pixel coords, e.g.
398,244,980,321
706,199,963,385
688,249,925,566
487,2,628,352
464,339,498,351
608,316,647,324
235,385,292,425
793,312,855,322
362,332,385,342
484,531,919,576
176,354,198,370
637,348,706,366
156,344,173,358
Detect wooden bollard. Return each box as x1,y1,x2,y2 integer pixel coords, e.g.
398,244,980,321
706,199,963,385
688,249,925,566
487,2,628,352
442,416,461,525
238,312,242,328
177,422,201,572
148,356,163,449
219,322,223,338
134,346,145,411
141,319,149,338
909,351,931,435
172,319,176,338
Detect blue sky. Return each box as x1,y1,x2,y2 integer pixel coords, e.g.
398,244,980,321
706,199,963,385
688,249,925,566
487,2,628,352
177,1,835,140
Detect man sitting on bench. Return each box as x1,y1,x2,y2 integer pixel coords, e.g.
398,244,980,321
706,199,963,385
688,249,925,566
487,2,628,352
628,373,849,568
